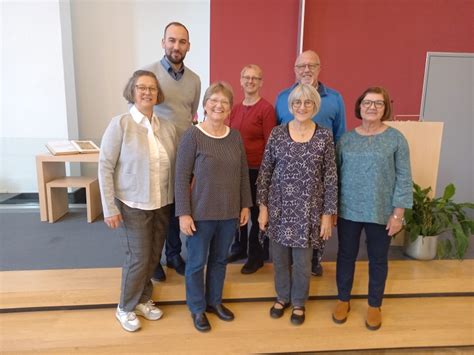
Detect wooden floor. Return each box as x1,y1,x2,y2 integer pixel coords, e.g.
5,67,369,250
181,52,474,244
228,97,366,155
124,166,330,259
1,260,473,353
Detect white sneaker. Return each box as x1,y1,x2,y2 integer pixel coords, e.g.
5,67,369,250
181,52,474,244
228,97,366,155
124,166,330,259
135,300,163,321
116,306,141,332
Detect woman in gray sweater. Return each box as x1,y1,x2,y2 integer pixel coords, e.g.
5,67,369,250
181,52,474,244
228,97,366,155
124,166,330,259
98,70,177,332
175,82,252,332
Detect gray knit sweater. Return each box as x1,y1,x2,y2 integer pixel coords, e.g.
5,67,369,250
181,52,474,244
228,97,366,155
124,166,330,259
143,61,201,140
175,126,252,220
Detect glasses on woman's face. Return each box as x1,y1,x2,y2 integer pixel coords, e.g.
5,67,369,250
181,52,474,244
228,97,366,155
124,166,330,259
292,99,315,108
361,100,385,109
135,85,158,94
208,98,230,107
241,76,262,82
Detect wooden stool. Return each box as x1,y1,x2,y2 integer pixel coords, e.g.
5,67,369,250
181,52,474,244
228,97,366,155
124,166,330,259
46,177,102,223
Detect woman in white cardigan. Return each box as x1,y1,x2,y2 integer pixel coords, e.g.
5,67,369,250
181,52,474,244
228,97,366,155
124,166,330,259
98,70,177,332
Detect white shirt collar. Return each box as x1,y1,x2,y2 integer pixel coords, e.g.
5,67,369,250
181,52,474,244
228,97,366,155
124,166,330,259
130,105,157,125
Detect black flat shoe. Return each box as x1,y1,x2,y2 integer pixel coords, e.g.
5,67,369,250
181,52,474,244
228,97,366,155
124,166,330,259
152,264,166,282
191,312,211,332
227,252,247,263
167,256,186,276
206,304,234,321
241,259,264,274
311,262,323,277
270,300,290,319
290,306,305,325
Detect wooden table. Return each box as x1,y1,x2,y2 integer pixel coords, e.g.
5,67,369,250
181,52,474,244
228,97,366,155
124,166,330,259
36,153,99,222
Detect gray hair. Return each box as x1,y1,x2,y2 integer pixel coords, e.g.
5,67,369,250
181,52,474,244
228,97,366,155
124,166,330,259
288,83,321,117
202,81,234,111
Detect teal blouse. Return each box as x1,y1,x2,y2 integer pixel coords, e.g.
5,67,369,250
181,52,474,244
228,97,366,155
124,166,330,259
336,126,413,225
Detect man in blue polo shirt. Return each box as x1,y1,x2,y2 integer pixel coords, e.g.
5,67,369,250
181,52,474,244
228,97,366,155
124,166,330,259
275,50,346,276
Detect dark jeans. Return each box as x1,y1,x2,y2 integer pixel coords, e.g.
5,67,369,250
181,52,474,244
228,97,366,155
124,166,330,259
336,217,392,307
165,203,182,262
230,168,268,261
271,240,313,307
185,219,237,314
116,200,171,311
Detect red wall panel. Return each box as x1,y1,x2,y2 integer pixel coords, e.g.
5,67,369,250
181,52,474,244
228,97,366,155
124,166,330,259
210,0,300,105
303,0,474,129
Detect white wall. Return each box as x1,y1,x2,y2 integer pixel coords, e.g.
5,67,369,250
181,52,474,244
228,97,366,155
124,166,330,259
72,0,210,178
1,0,76,192
0,0,210,192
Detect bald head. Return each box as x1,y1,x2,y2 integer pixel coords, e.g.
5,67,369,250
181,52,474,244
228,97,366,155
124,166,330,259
294,50,321,87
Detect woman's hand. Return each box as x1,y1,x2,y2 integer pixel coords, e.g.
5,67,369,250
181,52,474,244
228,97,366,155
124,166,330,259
240,208,250,226
104,214,123,229
179,215,196,236
320,214,333,240
386,208,405,236
258,204,269,231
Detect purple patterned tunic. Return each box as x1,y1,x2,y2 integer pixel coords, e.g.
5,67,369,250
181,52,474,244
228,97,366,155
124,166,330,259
256,124,338,248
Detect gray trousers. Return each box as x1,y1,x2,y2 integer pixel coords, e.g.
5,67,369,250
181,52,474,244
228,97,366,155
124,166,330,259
117,200,171,311
272,240,313,308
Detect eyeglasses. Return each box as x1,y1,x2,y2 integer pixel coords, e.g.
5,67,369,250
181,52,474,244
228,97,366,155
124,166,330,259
135,85,158,94
361,100,385,109
294,63,320,71
208,98,230,106
241,76,262,82
292,100,315,108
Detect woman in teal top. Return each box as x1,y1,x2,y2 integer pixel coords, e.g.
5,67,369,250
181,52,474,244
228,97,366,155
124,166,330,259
332,87,412,331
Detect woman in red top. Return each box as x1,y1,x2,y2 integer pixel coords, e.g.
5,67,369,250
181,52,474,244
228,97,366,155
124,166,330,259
227,64,276,274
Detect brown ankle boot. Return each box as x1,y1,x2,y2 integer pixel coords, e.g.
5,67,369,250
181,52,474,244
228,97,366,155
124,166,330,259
332,301,350,324
366,306,382,330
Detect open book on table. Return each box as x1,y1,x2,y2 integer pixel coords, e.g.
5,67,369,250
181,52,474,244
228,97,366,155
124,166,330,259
45,140,100,155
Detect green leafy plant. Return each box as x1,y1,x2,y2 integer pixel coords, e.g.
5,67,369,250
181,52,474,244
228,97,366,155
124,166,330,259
404,182,474,259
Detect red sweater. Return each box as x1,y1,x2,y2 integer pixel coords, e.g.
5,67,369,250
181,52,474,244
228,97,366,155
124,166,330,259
229,98,276,168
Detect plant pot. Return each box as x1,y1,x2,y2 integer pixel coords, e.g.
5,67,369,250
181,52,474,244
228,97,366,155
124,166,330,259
404,235,439,260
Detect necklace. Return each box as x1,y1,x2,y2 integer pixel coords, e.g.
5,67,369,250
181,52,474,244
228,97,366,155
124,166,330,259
290,121,315,142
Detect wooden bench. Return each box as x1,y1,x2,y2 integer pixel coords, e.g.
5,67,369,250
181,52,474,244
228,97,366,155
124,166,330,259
46,176,102,223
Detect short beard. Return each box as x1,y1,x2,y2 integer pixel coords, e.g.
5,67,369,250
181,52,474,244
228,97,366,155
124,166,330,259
166,52,186,65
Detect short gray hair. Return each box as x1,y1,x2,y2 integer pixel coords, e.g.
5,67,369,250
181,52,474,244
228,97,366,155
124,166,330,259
202,81,234,110
288,83,321,117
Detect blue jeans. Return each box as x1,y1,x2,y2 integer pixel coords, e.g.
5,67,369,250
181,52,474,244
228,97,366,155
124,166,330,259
185,219,237,314
336,217,392,307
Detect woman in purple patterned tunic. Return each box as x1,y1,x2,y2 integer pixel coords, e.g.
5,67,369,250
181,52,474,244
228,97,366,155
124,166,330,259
257,83,338,325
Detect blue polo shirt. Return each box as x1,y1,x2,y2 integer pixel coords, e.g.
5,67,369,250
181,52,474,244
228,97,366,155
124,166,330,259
275,82,346,143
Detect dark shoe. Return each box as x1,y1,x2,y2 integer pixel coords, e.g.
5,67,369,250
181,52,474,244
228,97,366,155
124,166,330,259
227,252,247,263
167,256,185,276
151,264,166,282
311,262,323,276
191,312,211,332
206,304,234,321
290,306,305,325
270,300,290,319
241,259,264,274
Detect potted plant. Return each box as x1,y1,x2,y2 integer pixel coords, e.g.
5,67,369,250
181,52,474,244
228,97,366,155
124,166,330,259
403,182,474,260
